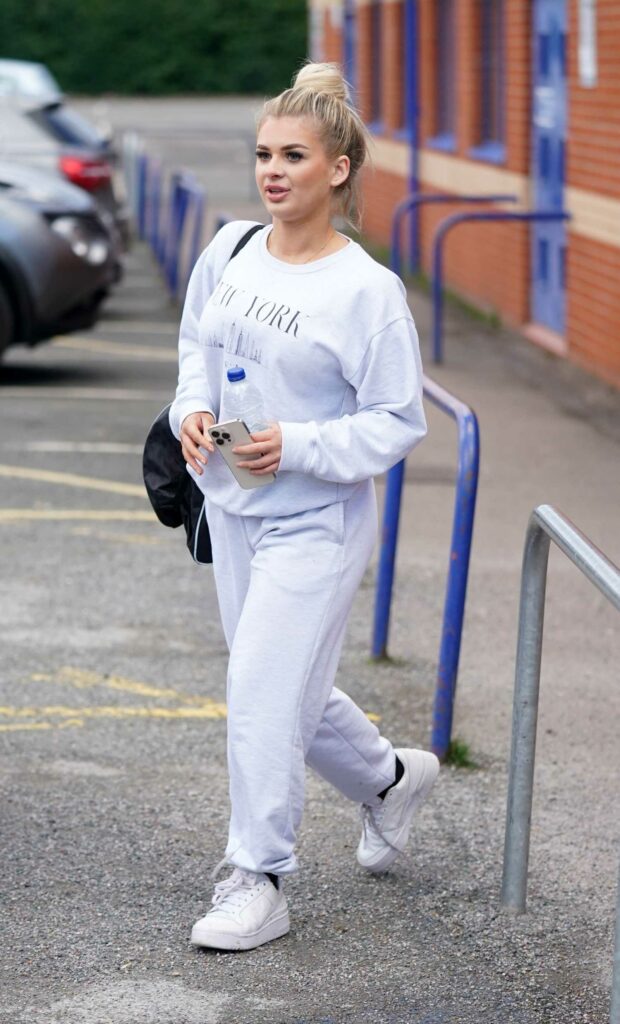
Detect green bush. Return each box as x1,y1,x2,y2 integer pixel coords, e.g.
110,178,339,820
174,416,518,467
0,0,308,95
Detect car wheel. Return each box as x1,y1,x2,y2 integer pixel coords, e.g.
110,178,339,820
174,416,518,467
0,283,15,356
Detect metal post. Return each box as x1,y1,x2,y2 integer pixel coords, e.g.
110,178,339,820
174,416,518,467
612,862,620,1024
610,864,618,1024
501,505,620,916
432,230,446,364
501,520,551,912
137,154,148,241
430,405,480,759
371,458,406,659
370,377,480,761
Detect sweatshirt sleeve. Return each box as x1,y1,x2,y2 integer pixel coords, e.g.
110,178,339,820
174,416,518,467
278,316,427,484
168,248,215,440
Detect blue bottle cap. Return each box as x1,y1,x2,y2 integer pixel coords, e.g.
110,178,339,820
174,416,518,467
227,367,246,382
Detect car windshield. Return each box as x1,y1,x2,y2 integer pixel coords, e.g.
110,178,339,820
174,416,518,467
0,61,61,99
29,104,108,150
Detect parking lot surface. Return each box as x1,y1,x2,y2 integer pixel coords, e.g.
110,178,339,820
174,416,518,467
1,98,619,1024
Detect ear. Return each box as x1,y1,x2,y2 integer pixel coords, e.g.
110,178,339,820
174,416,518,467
330,154,350,188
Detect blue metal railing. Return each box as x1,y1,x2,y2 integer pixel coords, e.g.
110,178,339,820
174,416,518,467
391,192,518,279
136,153,148,241
431,209,571,363
371,194,484,760
134,151,206,301
371,376,479,761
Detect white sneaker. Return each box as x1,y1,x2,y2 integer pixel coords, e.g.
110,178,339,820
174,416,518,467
190,859,290,951
357,748,439,872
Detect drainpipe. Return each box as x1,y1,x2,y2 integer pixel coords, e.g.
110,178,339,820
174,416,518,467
406,0,421,273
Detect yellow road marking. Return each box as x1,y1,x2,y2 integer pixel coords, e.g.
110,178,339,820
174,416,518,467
0,721,54,732
0,464,147,498
13,667,381,733
0,704,379,726
11,668,381,731
30,667,219,707
0,704,228,721
0,509,156,523
0,720,83,732
53,337,178,362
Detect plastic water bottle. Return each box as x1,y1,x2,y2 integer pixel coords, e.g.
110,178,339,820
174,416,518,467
223,367,267,433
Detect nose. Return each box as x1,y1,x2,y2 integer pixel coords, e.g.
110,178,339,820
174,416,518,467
261,155,285,178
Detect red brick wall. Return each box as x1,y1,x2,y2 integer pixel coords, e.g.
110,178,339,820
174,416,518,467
418,0,437,140
325,0,620,384
564,1,620,384
356,3,374,123
419,196,530,325
361,164,409,240
568,236,620,387
324,7,342,64
505,0,531,174
567,0,620,198
383,2,405,134
366,0,531,326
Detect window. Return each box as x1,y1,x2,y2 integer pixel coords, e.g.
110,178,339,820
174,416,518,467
428,0,456,150
369,0,383,127
471,0,506,161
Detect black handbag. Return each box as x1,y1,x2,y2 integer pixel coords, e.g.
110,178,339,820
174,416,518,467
143,404,213,563
142,223,262,564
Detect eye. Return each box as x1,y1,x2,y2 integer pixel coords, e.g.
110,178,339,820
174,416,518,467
255,150,270,161
286,151,303,162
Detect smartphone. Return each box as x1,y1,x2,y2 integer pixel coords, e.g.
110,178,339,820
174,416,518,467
208,419,276,490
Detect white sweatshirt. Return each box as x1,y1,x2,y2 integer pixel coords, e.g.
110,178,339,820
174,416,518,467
169,220,427,517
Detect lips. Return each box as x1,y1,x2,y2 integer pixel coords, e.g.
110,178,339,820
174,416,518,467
265,185,290,198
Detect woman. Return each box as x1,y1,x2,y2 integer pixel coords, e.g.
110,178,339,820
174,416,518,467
170,61,439,952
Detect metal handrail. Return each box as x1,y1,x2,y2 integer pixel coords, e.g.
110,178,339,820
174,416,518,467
133,151,206,300
431,210,571,363
390,192,517,279
500,505,620,1020
371,375,480,761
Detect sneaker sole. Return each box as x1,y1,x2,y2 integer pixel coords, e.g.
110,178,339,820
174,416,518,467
190,907,290,951
357,750,440,872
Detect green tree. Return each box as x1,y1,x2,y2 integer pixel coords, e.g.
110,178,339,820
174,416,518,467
0,0,308,95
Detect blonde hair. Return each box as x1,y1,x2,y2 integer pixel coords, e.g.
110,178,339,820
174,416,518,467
258,61,370,232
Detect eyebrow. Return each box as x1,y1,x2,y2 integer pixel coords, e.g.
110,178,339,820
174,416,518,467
256,144,311,151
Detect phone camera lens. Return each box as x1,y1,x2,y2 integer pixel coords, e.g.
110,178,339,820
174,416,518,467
211,430,220,438
222,432,231,440
216,438,224,446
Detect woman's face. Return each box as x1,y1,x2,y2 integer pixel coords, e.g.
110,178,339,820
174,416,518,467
255,116,349,224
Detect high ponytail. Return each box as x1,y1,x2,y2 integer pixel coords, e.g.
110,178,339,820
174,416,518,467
258,61,370,232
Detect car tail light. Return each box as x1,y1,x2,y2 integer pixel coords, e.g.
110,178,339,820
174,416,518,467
59,155,112,192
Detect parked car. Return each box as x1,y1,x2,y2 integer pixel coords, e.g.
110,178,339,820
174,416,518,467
0,58,62,102
0,161,121,357
0,95,130,247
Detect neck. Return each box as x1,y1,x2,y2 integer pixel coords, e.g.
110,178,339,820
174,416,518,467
268,217,336,264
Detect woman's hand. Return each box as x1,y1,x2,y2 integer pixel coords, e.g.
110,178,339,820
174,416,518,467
234,423,282,476
180,411,216,475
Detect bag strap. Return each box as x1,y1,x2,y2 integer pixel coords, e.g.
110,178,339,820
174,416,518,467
228,223,263,261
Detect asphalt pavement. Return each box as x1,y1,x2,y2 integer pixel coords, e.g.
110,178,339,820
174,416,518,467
1,100,620,1024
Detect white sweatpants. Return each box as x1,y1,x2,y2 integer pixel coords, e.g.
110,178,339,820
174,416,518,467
207,480,396,876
